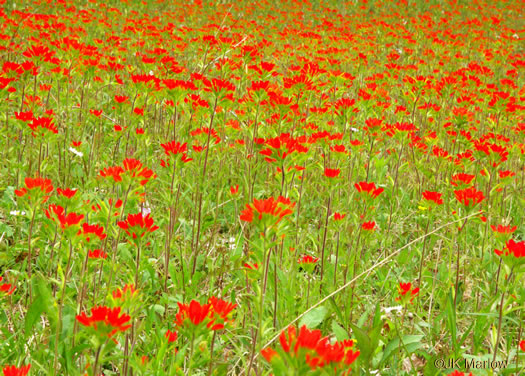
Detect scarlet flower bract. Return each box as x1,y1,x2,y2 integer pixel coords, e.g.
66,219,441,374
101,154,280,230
422,191,444,206
76,306,131,338
263,325,359,371
239,196,295,225
354,181,384,198
117,213,159,240
454,187,485,207
2,364,31,376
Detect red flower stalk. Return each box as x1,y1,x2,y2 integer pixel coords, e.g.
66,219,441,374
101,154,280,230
422,191,444,206
76,306,131,338
354,181,384,199
2,365,31,376
454,187,485,207
117,213,159,240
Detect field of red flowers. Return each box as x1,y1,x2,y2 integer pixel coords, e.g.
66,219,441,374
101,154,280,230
0,0,523,374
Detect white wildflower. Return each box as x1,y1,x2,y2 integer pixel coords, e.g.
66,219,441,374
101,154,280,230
69,147,83,157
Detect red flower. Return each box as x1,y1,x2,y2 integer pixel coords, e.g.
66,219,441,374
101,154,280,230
208,296,237,321
263,325,359,371
364,118,383,135
491,225,517,234
114,95,129,103
28,116,58,136
448,371,473,376
122,158,156,185
0,276,16,296
240,196,295,225
117,213,159,240
112,284,138,300
499,170,515,179
14,177,53,202
422,191,443,205
495,239,525,258
362,221,376,231
165,329,178,343
174,300,212,328
99,166,124,182
354,181,384,199
230,184,239,195
76,306,131,338
2,365,31,376
450,173,475,187
324,168,340,178
298,255,319,264
333,212,346,221
396,282,419,303
88,249,107,259
57,188,78,199
244,262,259,270
261,348,278,362
78,223,106,242
520,340,525,352
44,204,84,229
454,187,485,207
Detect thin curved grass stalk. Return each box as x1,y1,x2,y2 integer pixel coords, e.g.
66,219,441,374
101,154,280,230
252,211,481,362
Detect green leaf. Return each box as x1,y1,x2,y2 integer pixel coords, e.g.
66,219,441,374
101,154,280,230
349,323,372,362
331,321,349,341
24,294,46,338
380,335,424,365
299,306,327,329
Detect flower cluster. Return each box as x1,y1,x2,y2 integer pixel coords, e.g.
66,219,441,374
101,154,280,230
261,325,359,374
0,277,16,296
240,196,295,233
173,298,237,337
494,239,525,269
2,365,31,376
76,306,131,340
395,282,419,304
117,212,159,244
